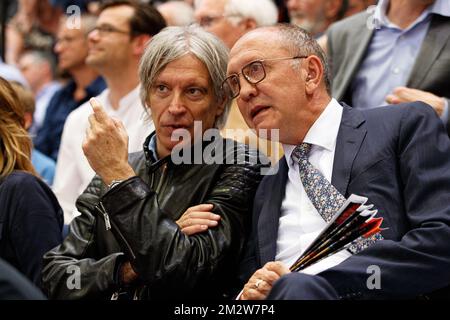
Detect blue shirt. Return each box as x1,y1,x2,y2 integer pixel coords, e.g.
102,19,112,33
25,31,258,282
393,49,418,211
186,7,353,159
351,0,449,123
34,76,106,161
29,81,62,136
32,149,56,186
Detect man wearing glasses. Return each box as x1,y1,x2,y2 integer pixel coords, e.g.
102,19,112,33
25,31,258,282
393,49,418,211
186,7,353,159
34,14,105,163
53,0,166,225
226,24,450,299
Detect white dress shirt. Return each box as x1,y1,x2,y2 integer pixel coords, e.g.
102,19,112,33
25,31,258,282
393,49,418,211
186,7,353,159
276,98,352,275
53,86,154,224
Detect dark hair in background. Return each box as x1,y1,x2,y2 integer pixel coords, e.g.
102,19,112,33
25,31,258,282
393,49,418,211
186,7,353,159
99,0,166,37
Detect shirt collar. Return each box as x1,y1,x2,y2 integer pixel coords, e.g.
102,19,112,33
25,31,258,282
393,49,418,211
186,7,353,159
283,98,343,165
373,0,445,30
104,85,141,114
147,133,159,162
119,85,141,109
431,0,450,17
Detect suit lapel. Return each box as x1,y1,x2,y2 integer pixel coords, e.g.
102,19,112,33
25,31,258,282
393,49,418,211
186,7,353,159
407,14,450,88
334,17,374,100
257,158,289,265
332,105,367,196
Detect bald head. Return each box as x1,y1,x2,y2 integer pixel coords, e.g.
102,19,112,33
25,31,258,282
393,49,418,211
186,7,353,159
194,0,278,48
230,25,330,94
227,25,332,145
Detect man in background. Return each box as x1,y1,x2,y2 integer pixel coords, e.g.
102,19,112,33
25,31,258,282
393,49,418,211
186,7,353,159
327,0,450,136
54,0,166,224
34,14,105,161
286,0,348,37
17,50,61,136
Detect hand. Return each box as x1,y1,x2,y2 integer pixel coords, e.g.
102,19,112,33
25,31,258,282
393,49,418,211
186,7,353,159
240,261,290,300
82,98,135,185
176,204,220,236
386,87,446,116
119,261,138,285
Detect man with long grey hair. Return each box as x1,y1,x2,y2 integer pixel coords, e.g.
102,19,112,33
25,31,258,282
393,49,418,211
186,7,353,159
42,25,267,300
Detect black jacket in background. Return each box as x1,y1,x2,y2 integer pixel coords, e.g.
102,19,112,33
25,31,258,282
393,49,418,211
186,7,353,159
0,258,46,300
0,171,63,287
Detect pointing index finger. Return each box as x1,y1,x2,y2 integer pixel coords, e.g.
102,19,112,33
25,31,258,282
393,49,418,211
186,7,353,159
90,97,108,122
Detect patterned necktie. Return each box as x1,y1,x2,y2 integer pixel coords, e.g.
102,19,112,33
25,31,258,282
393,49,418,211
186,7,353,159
291,143,383,254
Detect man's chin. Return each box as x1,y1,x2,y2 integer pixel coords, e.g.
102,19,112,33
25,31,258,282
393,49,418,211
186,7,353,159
253,124,279,139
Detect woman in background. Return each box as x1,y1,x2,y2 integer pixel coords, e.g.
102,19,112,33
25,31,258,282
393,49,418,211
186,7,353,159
0,76,62,288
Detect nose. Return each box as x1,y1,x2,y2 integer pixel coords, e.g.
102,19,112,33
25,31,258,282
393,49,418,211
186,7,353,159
167,92,187,116
88,29,99,43
54,42,63,54
239,77,258,102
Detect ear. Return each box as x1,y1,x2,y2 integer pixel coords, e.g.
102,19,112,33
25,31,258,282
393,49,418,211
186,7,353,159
303,55,324,95
324,0,343,19
132,34,152,56
240,18,257,32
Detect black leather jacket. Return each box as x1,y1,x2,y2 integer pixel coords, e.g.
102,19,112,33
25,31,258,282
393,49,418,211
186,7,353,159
42,135,268,300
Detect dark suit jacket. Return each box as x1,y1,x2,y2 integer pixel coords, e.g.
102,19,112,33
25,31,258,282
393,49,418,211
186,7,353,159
327,12,450,136
239,102,450,299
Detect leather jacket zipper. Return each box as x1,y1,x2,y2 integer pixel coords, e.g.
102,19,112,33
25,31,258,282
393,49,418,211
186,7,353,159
97,201,111,231
95,201,137,261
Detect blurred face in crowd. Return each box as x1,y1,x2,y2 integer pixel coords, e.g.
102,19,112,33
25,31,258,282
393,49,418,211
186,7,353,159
18,54,51,94
54,21,89,72
227,30,311,144
195,0,247,48
344,0,373,17
286,0,341,36
147,54,224,158
86,5,135,71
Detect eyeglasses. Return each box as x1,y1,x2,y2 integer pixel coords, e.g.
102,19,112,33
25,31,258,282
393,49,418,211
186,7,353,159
91,24,130,36
197,14,242,27
56,35,84,45
221,56,308,99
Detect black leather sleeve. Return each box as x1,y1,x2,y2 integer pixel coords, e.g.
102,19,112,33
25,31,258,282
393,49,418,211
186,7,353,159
100,148,265,298
42,182,123,300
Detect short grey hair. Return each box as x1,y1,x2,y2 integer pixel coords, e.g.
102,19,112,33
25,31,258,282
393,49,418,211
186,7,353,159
157,1,195,26
270,24,331,95
194,0,278,27
224,0,278,27
20,50,57,78
139,25,231,129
